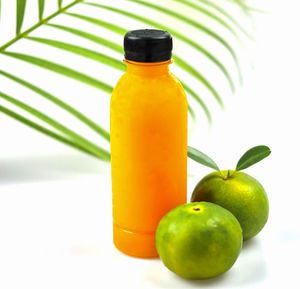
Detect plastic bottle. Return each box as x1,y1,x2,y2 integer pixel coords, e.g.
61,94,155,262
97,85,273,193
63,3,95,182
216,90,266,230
110,29,187,258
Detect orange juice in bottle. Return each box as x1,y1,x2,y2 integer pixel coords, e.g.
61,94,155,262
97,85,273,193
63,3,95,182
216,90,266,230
110,29,187,258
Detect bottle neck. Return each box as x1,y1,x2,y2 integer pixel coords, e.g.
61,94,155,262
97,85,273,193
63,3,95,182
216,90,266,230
124,59,171,76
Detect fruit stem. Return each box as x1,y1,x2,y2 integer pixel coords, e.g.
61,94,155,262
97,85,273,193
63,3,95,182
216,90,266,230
227,169,231,179
222,169,232,180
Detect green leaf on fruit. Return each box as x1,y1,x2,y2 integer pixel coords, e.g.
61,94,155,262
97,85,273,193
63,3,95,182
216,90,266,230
187,146,220,171
236,145,271,171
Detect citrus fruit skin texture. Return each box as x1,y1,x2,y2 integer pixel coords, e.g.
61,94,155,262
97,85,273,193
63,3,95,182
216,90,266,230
191,170,269,241
155,202,242,279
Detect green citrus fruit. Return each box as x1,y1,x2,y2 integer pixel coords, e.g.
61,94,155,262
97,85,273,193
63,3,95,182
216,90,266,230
155,202,242,279
191,170,269,241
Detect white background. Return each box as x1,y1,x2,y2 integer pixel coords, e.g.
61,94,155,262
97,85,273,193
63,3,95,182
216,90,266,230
1,0,300,288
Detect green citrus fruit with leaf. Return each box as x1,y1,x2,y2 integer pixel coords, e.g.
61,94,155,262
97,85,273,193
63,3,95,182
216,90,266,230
191,170,269,240
155,202,242,279
188,145,271,241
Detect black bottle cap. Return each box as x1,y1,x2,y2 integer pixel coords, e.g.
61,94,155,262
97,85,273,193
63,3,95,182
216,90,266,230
124,29,172,63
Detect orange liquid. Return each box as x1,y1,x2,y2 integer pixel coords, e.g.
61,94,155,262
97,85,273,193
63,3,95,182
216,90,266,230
110,60,187,258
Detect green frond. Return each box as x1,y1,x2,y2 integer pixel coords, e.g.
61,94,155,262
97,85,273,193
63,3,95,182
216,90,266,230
16,0,27,34
0,91,111,161
0,105,101,159
180,81,212,124
2,51,113,93
65,12,128,35
0,0,254,159
173,56,223,108
175,0,240,40
0,70,110,141
46,23,123,53
229,0,251,13
195,0,254,39
82,2,235,92
38,0,45,20
228,0,267,17
0,0,82,52
26,36,126,71
188,104,196,122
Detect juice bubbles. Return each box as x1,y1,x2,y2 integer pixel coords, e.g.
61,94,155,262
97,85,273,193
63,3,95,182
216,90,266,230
110,29,187,258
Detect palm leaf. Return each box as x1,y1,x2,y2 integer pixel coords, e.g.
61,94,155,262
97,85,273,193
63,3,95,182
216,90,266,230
2,51,113,93
65,13,128,35
172,56,223,107
230,0,252,13
16,0,27,34
0,105,99,159
228,0,267,20
38,0,45,20
187,104,196,122
174,0,241,41
180,81,211,124
0,70,110,141
0,0,254,160
0,0,81,51
46,23,124,53
0,91,110,161
195,0,253,39
26,36,126,71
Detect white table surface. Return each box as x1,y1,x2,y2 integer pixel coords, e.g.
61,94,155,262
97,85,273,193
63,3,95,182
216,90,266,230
0,145,299,289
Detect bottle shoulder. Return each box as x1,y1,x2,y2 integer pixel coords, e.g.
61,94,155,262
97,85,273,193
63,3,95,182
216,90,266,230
112,71,186,97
